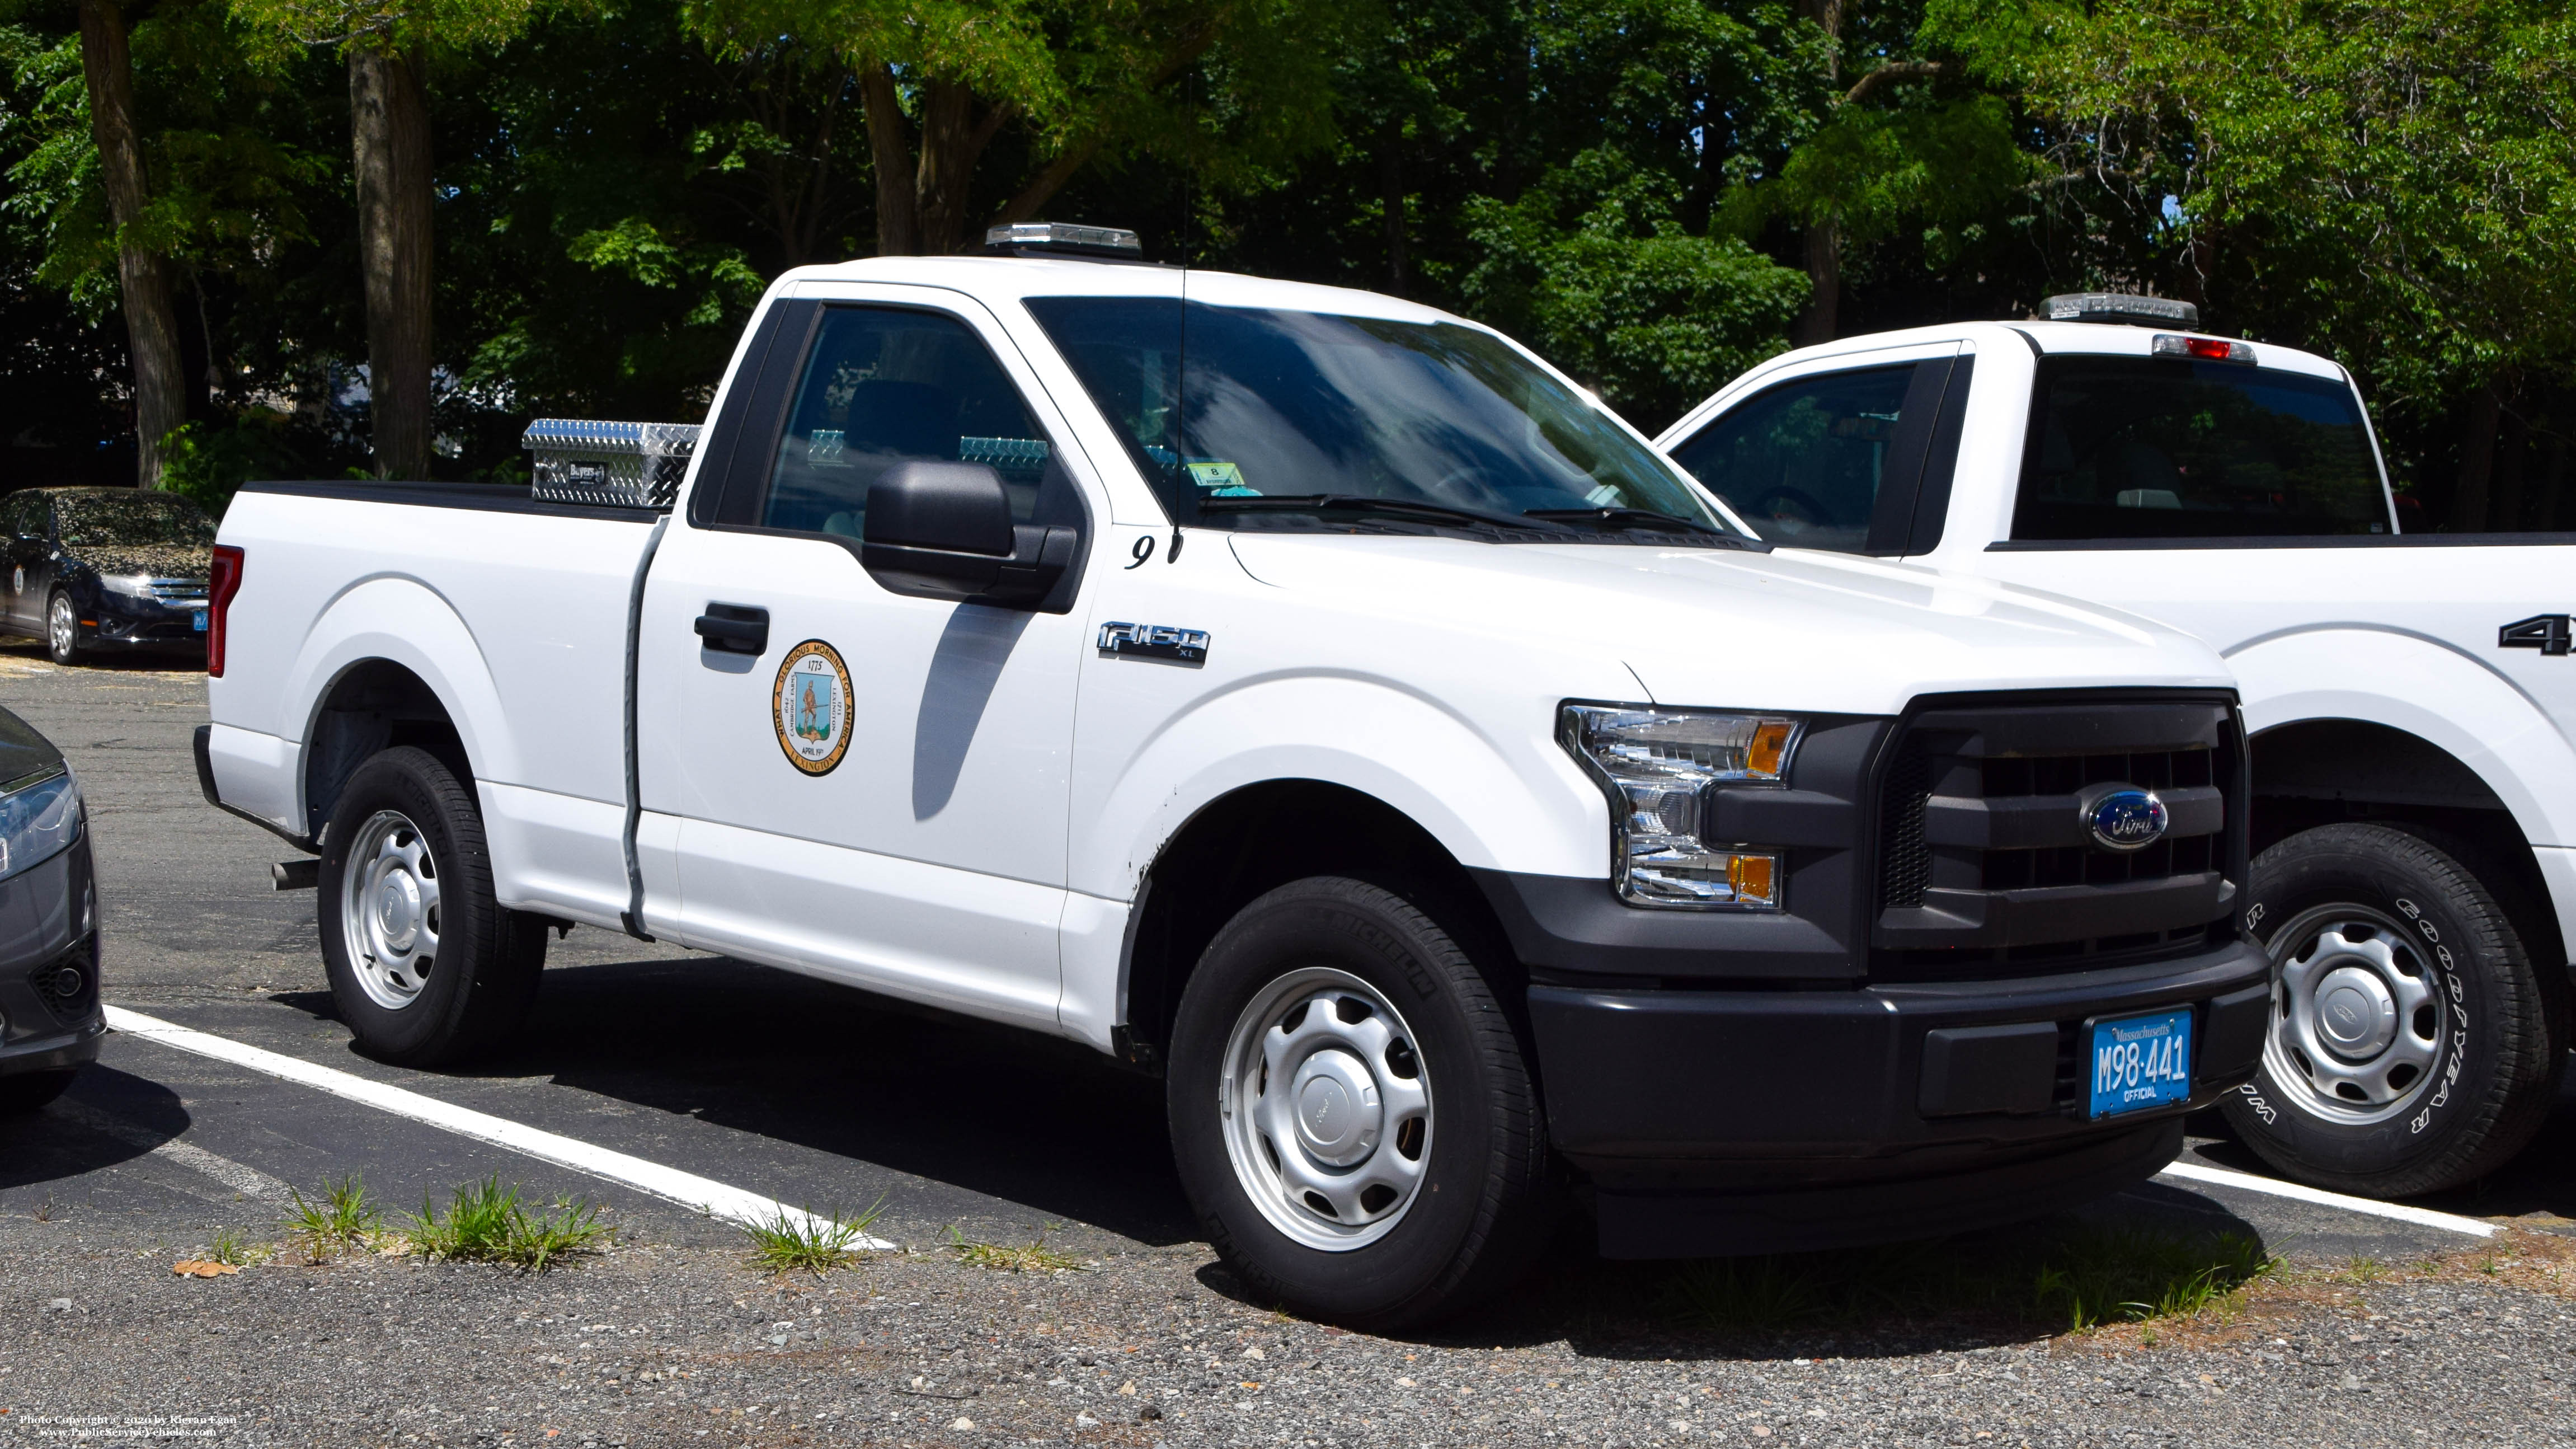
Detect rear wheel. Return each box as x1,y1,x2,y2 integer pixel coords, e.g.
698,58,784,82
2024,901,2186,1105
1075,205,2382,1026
1167,876,1551,1329
318,746,545,1066
2221,823,2564,1195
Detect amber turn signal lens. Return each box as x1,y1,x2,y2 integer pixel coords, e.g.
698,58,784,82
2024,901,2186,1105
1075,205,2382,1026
1727,853,1778,907
1746,721,1795,779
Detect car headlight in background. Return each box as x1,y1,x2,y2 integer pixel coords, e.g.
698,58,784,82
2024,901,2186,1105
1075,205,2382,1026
100,574,157,603
1559,705,1801,910
0,770,80,883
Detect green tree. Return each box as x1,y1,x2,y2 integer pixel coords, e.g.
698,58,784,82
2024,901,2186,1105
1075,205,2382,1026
231,0,558,477
680,0,1356,257
1924,0,2576,523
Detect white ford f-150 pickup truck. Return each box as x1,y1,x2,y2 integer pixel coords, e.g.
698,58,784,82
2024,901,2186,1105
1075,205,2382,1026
198,228,2270,1325
1657,293,2576,1202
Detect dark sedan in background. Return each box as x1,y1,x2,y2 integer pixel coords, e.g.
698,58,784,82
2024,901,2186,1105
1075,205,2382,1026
3,486,215,665
0,706,97,1114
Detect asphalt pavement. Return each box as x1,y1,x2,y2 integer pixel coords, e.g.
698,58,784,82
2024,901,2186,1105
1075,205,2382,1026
6,646,2576,1448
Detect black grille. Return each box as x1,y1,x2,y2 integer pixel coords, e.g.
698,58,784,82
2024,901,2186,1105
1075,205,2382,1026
1878,747,1932,910
1870,694,2245,981
30,939,96,1022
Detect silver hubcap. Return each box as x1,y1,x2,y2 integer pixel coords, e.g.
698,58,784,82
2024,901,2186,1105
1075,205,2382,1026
1219,967,1431,1251
49,597,70,655
341,810,441,1011
2263,906,2445,1125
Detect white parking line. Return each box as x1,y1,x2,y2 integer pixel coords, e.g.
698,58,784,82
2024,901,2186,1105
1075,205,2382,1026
102,1006,894,1248
2156,1160,2500,1239
54,1100,295,1202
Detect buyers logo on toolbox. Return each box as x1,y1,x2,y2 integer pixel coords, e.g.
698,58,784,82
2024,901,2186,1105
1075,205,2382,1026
773,640,852,776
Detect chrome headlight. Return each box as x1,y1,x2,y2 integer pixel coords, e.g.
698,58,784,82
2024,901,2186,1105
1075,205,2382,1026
1559,705,1802,910
0,770,80,883
100,573,157,602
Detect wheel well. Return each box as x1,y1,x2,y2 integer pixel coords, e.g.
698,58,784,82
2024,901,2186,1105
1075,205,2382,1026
303,660,469,846
2251,718,2564,969
1116,780,1519,1072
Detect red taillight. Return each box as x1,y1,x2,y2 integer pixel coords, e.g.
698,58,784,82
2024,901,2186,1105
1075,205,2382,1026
2151,332,2256,364
208,545,243,678
2183,336,2232,360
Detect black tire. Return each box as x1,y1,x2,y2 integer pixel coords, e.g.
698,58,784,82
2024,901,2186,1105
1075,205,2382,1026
2220,822,2565,1196
0,1068,77,1116
45,590,79,667
317,745,545,1066
1166,876,1552,1329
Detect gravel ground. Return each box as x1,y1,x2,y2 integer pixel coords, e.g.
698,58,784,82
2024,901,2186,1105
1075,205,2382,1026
6,1218,2575,1448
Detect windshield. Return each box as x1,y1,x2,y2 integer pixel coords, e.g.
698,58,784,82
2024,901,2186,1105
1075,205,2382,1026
55,491,217,549
1024,298,1736,535
2012,358,2391,540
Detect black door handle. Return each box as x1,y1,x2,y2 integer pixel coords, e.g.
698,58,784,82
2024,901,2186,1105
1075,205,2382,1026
695,603,769,655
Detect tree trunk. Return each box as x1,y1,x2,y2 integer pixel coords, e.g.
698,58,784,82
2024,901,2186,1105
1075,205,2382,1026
77,0,186,489
861,67,919,256
2451,383,2503,532
1790,0,1845,349
1380,131,1409,295
350,45,435,480
1792,219,1840,347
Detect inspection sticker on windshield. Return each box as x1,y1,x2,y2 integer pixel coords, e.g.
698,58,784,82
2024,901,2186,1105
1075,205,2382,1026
2087,1009,2193,1118
1183,459,1254,494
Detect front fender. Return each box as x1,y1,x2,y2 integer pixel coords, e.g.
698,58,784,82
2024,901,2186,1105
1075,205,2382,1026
1072,671,1606,903
2229,625,2576,850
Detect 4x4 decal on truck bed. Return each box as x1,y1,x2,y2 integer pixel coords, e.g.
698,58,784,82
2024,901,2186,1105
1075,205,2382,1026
2499,615,2573,656
772,640,853,775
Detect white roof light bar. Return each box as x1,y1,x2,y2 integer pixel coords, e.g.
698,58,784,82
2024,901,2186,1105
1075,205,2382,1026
2042,292,2200,327
984,222,1144,260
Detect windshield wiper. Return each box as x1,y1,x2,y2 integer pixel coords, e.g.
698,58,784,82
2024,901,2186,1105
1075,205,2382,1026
1196,494,1568,533
1521,506,1724,536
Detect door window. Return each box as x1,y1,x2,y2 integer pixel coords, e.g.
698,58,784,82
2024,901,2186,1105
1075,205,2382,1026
761,306,1072,538
2011,357,2390,540
6,492,44,540
1667,367,1917,552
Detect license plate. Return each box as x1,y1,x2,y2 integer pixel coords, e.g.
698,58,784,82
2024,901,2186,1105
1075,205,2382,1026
193,609,208,632
2086,1009,2194,1118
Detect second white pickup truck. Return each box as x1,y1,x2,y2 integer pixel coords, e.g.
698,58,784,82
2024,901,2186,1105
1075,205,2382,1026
1658,293,2576,1201
198,233,2270,1325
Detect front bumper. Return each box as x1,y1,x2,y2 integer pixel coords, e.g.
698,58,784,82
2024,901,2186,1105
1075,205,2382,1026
0,831,102,1077
1527,937,2270,1256
78,598,207,652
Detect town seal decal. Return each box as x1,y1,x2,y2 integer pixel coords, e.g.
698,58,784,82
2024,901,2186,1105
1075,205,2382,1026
772,640,853,776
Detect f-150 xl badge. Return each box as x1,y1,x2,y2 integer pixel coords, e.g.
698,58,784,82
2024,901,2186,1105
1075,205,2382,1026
1098,622,1210,665
2500,615,2573,656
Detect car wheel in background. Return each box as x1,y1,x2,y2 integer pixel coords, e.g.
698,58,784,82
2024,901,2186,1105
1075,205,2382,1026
317,745,546,1066
2221,822,2565,1197
45,590,79,667
1166,876,1553,1329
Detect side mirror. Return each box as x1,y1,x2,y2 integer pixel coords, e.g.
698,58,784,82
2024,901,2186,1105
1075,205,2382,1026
861,460,1075,609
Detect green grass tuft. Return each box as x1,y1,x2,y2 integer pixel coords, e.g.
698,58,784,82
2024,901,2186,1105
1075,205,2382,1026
743,1201,887,1275
2032,1228,2274,1330
1668,1226,2276,1335
284,1174,381,1258
947,1225,1084,1273
409,1177,609,1270
207,1227,265,1267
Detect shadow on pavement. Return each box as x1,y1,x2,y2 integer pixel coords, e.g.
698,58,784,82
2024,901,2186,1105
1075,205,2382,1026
0,1064,190,1195
396,953,1200,1247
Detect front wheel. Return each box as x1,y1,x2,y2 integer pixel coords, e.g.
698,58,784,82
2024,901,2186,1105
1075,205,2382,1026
318,745,546,1066
46,591,79,667
1167,877,1552,1329
2220,823,2565,1196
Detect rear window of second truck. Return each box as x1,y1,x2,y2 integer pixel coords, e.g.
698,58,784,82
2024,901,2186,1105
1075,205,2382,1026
2011,357,2391,540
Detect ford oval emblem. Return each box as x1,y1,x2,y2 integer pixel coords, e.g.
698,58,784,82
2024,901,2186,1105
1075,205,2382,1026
2081,786,2169,852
